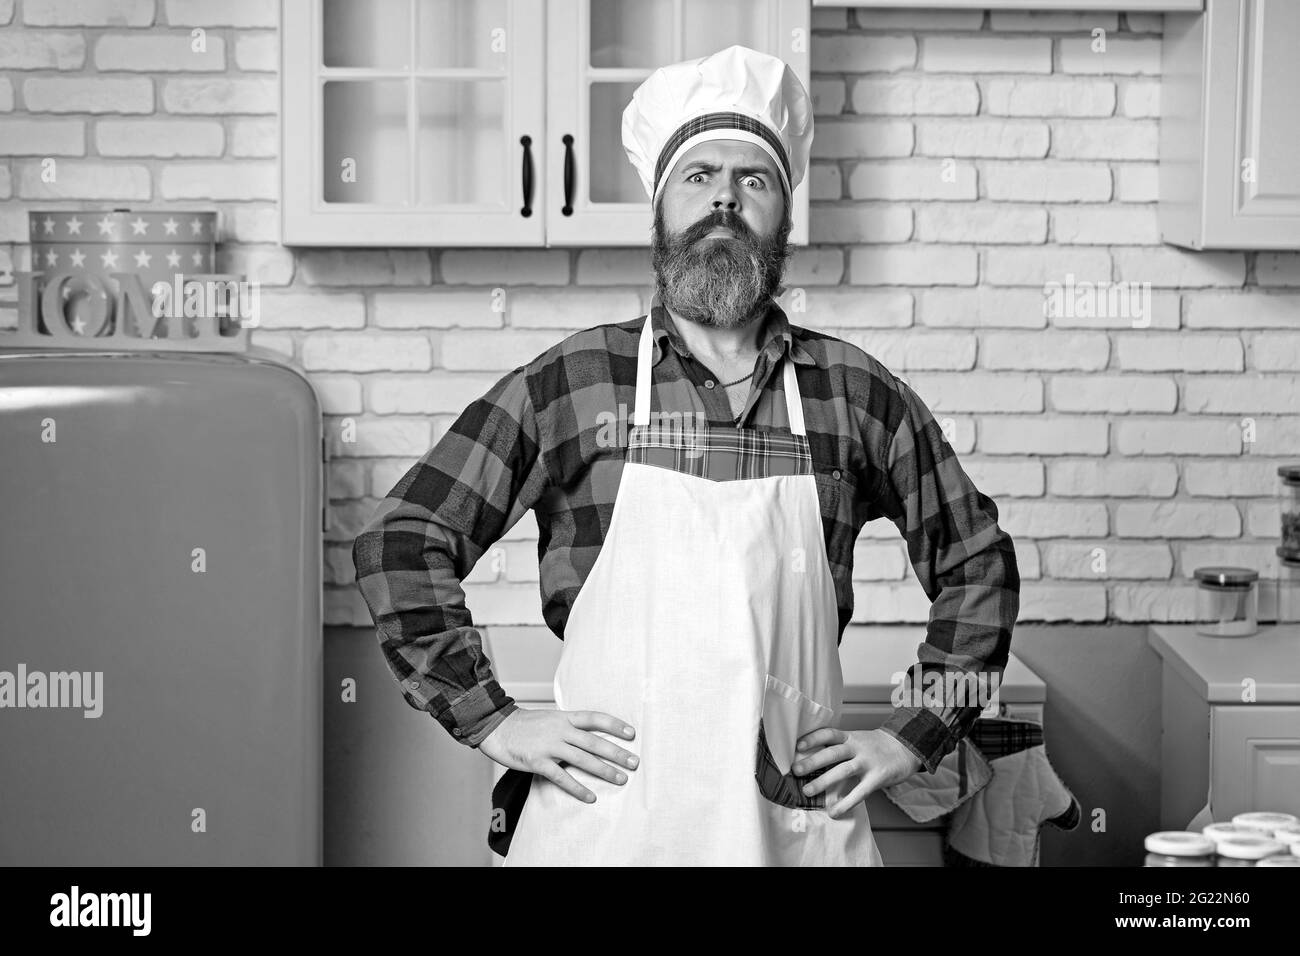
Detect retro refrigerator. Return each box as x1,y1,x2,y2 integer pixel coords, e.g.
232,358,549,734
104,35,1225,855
0,344,325,865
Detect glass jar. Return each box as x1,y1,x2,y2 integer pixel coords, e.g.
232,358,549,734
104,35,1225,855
1214,834,1285,865
1194,567,1259,637
1144,831,1216,866
1278,552,1300,625
1280,465,1300,559
1258,856,1300,867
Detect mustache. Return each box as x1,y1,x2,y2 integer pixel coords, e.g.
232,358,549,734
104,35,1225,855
682,211,752,245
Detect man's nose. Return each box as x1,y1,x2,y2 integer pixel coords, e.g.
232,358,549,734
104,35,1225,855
710,178,739,210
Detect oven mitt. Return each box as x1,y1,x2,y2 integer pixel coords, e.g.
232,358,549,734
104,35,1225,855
946,742,1079,866
882,737,993,823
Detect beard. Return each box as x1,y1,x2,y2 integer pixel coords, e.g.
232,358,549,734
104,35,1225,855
651,200,793,330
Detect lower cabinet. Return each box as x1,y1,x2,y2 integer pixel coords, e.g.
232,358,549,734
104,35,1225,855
1149,624,1300,830
1211,707,1300,821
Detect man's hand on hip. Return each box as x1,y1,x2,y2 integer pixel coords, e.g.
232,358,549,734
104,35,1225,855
478,708,640,805
791,727,924,817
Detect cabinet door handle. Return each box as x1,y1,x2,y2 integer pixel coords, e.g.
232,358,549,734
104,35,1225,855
562,133,575,216
520,134,534,218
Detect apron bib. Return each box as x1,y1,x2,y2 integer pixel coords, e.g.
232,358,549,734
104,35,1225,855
503,314,883,866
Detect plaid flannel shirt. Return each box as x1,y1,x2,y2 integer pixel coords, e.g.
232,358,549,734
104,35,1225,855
352,294,1020,774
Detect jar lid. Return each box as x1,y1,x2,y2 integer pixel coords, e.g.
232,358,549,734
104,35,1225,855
1279,464,1300,483
1193,566,1259,587
1232,811,1299,835
1145,831,1215,856
1258,855,1300,866
1274,827,1300,848
1203,822,1259,842
1279,548,1300,566
1213,835,1285,859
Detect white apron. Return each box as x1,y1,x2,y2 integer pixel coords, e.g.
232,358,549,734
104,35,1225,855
503,314,883,867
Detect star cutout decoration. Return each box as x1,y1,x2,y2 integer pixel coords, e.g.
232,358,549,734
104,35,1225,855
66,216,82,235
100,249,119,269
189,218,203,236
130,217,148,236
166,249,181,268
163,217,179,236
97,215,115,237
69,249,86,267
134,249,152,268
71,316,87,335
43,216,56,235
191,250,203,266
45,250,58,266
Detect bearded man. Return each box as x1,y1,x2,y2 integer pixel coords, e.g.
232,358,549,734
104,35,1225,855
354,45,1020,866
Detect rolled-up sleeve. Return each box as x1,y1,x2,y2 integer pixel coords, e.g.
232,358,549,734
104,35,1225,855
352,366,550,748
869,372,1020,774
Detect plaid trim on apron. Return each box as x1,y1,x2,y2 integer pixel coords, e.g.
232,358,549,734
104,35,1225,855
626,422,814,480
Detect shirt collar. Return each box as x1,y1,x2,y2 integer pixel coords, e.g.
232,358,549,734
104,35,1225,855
646,290,821,369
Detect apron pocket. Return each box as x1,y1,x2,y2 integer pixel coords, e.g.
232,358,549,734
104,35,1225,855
488,767,533,858
755,717,830,810
755,675,838,811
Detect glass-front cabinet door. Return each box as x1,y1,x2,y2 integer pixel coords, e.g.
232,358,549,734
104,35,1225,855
281,0,808,247
282,0,545,245
546,0,810,246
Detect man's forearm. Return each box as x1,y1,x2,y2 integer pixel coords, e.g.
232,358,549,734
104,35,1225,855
353,496,518,747
881,535,1019,773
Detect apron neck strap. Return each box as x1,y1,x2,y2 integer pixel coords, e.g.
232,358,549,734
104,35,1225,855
635,312,805,436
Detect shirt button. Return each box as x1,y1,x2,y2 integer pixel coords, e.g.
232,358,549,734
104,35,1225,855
407,680,420,689
704,379,715,389
832,469,841,480
452,729,463,737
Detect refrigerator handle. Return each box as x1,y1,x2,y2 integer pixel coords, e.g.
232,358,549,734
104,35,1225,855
321,433,330,533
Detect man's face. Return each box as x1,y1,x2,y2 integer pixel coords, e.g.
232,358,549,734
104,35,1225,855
651,139,793,331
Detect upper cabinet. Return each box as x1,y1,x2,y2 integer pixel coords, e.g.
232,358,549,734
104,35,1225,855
1159,0,1300,249
281,0,810,247
282,0,545,246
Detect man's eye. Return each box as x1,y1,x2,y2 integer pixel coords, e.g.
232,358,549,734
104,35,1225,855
687,172,764,187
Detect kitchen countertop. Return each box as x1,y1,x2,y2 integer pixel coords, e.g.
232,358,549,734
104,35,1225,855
484,623,1045,705
1148,623,1300,703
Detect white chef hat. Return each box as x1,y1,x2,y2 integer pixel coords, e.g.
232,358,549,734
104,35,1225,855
622,44,813,212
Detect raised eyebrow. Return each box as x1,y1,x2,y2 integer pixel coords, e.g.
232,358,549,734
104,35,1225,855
681,161,775,180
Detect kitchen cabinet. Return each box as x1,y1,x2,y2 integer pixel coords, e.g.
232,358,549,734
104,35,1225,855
1148,624,1300,831
281,0,810,247
282,0,545,245
482,624,1046,866
1159,0,1300,249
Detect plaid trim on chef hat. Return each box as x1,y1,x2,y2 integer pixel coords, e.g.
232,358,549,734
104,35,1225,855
621,44,814,211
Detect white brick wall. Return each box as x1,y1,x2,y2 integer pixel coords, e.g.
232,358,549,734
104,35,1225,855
3,6,1296,626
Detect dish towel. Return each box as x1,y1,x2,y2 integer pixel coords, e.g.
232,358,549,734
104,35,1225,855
883,716,1081,867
